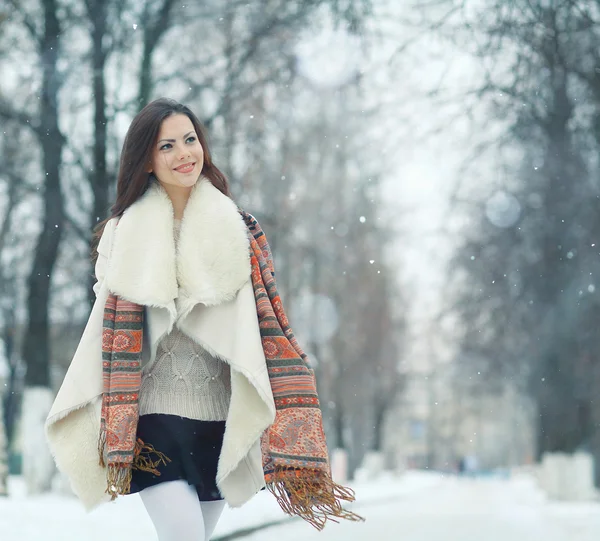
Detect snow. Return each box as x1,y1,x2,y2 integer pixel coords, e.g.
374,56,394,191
2,471,600,540
0,470,439,540
20,387,55,494
243,474,600,541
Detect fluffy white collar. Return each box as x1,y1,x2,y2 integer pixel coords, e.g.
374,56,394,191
105,177,250,326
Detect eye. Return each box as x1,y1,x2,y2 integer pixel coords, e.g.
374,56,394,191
159,143,172,151
186,136,197,144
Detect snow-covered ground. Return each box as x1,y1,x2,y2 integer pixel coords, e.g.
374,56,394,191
0,470,440,540
2,471,600,540
246,474,600,541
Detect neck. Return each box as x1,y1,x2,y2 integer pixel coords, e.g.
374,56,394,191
158,181,194,220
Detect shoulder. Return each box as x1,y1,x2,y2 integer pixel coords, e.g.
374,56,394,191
97,217,119,256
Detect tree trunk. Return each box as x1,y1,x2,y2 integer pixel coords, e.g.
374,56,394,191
87,0,110,306
1,319,19,450
0,397,7,496
372,397,387,452
0,138,21,452
23,0,65,389
137,0,176,109
22,0,64,494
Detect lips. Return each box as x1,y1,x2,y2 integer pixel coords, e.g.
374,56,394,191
174,162,195,173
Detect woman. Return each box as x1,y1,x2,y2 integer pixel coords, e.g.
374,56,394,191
45,98,362,541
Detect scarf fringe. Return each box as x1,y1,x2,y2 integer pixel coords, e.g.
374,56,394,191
266,467,365,531
105,463,132,500
132,437,171,474
97,425,107,468
98,433,171,499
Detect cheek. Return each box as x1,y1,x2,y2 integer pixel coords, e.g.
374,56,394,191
150,151,162,173
154,153,170,173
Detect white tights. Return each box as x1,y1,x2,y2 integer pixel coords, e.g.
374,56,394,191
140,480,226,541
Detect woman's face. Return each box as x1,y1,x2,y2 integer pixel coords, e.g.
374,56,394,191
149,114,204,189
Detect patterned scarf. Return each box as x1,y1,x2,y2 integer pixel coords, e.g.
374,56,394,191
98,212,364,530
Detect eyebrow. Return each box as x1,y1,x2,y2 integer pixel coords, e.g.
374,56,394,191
157,131,195,144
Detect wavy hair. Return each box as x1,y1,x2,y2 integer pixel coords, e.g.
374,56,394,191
91,98,230,260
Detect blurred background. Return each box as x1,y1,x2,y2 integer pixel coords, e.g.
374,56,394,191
1,0,600,539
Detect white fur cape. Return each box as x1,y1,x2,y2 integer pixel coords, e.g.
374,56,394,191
45,177,276,510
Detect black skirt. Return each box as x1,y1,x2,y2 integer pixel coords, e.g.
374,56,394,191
129,413,226,501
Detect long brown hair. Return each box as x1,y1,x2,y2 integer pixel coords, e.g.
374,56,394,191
91,98,230,260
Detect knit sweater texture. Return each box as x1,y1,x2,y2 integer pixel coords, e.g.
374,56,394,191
139,219,232,421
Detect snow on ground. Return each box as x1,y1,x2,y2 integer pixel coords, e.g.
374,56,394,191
0,471,441,540
3,470,600,540
244,474,600,541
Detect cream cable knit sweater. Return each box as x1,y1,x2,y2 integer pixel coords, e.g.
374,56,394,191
139,219,232,421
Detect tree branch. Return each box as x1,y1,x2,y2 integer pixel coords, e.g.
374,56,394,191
0,100,39,133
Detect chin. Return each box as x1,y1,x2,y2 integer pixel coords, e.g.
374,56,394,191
182,177,199,187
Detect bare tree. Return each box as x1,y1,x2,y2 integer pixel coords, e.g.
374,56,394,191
0,0,68,494
413,0,600,472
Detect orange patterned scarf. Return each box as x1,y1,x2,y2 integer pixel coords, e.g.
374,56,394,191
241,211,363,529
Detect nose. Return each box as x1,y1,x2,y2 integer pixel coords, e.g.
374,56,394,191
178,145,190,160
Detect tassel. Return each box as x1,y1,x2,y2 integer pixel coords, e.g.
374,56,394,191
97,428,107,468
100,436,171,499
132,437,171,475
98,399,109,467
266,467,365,531
106,464,133,500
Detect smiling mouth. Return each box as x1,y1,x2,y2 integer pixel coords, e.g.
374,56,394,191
174,162,195,173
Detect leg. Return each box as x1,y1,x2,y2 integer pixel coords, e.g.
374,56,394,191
200,500,226,540
140,480,205,541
